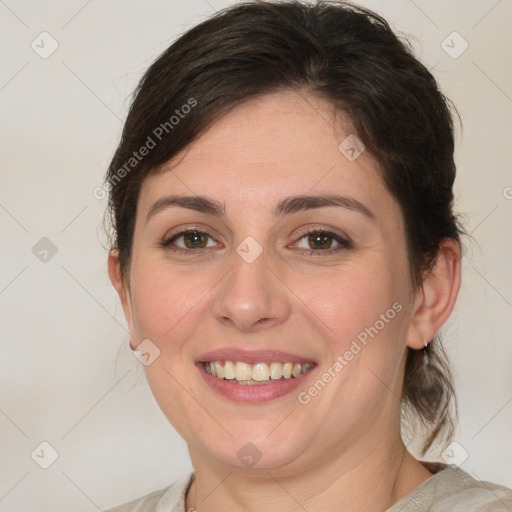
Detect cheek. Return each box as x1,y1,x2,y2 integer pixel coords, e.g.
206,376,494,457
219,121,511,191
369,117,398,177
128,262,217,437
129,261,215,345
295,258,411,412
298,265,409,400
297,260,404,351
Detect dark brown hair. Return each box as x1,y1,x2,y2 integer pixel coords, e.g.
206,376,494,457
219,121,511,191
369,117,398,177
105,0,462,456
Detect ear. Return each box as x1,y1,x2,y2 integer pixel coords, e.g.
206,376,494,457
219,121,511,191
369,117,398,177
108,249,134,336
406,238,461,350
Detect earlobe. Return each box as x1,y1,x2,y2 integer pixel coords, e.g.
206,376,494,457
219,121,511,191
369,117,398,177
406,238,461,350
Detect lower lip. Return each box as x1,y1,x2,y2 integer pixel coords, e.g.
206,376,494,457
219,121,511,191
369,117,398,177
197,364,315,403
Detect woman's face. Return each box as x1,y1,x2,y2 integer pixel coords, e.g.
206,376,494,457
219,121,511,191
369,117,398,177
112,90,423,474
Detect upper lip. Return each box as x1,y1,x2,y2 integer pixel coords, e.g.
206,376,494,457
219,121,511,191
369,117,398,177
196,348,316,365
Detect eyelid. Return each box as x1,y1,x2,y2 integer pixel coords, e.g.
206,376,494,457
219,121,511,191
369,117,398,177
293,225,351,241
161,225,221,249
290,227,353,252
160,225,353,254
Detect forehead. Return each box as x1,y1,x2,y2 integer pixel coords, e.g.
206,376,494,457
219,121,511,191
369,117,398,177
137,90,397,222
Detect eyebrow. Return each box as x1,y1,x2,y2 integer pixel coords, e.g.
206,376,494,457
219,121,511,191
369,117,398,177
146,193,375,222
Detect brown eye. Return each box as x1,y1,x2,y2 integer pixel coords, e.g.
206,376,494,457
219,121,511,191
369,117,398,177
182,231,208,249
308,232,334,250
162,229,217,253
294,229,352,254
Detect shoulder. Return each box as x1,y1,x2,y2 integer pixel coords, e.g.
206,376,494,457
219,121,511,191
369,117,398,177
432,466,512,511
104,473,194,512
389,464,512,512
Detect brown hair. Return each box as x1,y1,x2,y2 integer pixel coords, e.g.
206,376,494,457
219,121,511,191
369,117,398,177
105,0,463,456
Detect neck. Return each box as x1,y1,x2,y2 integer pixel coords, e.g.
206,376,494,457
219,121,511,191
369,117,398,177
185,434,433,512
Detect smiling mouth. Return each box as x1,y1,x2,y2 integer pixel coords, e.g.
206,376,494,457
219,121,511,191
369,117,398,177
203,360,314,385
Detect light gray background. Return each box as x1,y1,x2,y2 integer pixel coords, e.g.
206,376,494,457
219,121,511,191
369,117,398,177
1,0,511,510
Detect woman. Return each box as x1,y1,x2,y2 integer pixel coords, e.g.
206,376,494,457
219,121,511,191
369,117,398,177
104,1,512,510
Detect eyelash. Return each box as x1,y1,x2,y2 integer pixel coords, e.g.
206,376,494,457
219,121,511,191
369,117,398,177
160,227,352,256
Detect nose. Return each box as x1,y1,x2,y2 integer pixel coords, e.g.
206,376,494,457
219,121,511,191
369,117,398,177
212,246,291,333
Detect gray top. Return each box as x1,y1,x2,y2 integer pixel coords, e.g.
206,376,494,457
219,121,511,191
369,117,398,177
105,464,512,511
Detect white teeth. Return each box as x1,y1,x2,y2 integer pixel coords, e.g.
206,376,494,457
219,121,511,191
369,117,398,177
214,361,224,379
252,363,269,381
224,360,235,380
270,361,283,380
204,360,313,383
235,361,253,381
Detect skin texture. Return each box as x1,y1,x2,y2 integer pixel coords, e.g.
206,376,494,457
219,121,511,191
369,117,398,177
108,90,461,511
